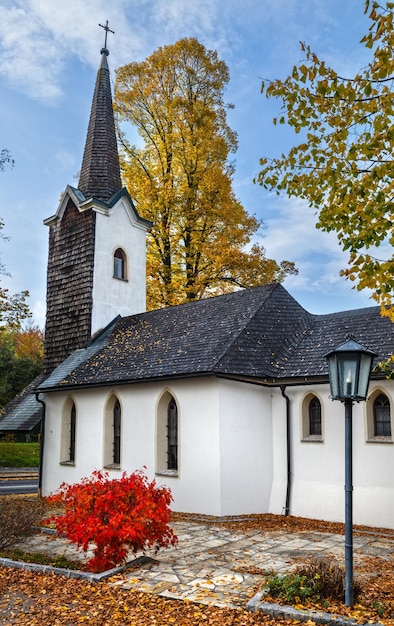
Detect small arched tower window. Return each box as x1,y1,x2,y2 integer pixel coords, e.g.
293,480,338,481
113,248,127,280
309,396,322,436
373,393,391,437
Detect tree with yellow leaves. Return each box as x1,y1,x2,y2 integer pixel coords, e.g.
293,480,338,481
257,1,393,321
115,38,296,309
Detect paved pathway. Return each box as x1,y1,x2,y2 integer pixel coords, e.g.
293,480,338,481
111,522,394,608
16,521,394,610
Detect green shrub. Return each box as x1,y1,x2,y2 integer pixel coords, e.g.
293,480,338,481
266,558,362,603
266,572,313,603
0,497,44,549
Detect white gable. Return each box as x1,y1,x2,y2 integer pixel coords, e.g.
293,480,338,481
91,193,148,335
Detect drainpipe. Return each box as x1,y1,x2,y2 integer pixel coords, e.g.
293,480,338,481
280,385,291,516
35,392,46,497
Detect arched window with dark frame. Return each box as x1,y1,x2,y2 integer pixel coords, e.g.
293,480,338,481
373,393,391,437
69,402,76,463
113,399,121,465
113,248,127,280
167,398,178,471
309,396,322,436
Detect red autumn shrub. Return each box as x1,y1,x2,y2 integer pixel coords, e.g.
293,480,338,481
45,469,177,572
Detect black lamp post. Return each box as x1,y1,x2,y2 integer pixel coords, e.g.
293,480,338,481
325,335,376,607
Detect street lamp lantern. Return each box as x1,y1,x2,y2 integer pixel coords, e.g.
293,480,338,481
325,335,377,608
325,335,376,401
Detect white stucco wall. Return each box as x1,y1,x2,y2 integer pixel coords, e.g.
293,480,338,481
270,381,394,529
91,197,147,335
218,379,273,515
42,377,274,516
41,376,394,528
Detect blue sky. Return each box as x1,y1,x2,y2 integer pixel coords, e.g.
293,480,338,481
0,0,376,329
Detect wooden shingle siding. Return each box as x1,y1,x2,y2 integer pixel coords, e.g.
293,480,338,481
44,199,96,374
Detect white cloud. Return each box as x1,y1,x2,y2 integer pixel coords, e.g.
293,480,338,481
258,195,375,305
0,0,371,104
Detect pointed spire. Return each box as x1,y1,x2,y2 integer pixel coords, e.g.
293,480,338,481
78,39,122,201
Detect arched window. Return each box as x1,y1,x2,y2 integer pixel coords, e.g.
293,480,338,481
104,395,122,468
156,391,179,475
60,399,76,464
309,397,322,436
69,403,76,463
113,399,121,465
301,393,323,441
374,393,391,437
167,398,178,471
113,248,127,280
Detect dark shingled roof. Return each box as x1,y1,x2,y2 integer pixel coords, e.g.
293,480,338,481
0,374,45,433
37,284,394,392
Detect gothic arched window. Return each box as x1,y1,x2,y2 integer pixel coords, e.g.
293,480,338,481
69,402,76,463
113,399,121,465
309,396,322,437
156,391,179,475
60,399,76,464
104,395,122,468
373,393,391,437
167,398,178,471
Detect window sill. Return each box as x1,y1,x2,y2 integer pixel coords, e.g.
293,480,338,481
113,276,128,282
60,460,75,466
301,435,323,443
366,437,393,444
156,469,179,478
104,464,122,470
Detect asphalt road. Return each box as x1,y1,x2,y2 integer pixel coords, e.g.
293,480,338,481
0,478,38,495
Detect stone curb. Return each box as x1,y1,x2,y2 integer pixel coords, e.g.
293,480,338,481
0,554,153,583
246,592,384,626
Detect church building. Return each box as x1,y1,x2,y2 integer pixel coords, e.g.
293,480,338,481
6,41,394,529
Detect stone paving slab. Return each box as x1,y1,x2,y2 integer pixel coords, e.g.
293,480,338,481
110,522,394,609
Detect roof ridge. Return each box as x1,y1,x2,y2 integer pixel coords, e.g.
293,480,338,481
210,283,279,370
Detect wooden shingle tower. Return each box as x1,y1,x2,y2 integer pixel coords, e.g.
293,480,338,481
43,38,150,375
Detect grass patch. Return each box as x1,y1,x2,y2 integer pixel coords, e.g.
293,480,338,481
0,547,82,570
0,442,40,467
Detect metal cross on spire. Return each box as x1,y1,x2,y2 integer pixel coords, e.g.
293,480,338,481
99,20,115,49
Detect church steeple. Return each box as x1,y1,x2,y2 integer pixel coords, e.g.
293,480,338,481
43,34,150,376
78,41,122,201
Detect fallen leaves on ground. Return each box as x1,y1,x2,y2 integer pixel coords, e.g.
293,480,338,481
171,511,394,539
0,568,291,626
1,511,394,624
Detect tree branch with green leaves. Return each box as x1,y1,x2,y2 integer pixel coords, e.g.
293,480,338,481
256,0,393,321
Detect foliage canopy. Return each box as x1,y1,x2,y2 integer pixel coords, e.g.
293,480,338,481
115,38,296,309
0,325,43,408
256,1,394,320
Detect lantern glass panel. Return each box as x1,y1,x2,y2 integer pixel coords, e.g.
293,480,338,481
357,353,373,399
327,356,339,398
338,357,358,397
